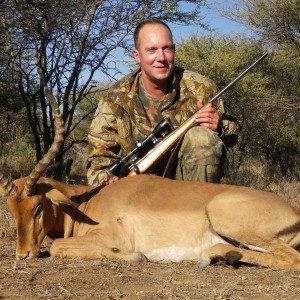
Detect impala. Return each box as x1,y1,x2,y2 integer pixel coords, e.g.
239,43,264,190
1,89,299,271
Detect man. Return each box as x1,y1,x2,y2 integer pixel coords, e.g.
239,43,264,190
87,19,233,186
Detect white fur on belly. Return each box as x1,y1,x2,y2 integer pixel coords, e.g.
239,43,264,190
145,246,202,262
145,230,228,262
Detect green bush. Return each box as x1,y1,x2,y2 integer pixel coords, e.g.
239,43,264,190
0,139,36,178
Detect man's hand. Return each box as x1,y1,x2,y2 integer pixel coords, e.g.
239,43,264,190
104,176,119,186
195,102,220,132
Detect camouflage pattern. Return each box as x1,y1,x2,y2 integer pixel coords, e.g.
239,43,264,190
87,66,229,185
175,126,224,183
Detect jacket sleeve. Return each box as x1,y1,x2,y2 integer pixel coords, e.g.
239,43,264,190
86,96,124,185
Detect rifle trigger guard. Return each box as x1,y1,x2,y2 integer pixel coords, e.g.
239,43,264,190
132,164,140,174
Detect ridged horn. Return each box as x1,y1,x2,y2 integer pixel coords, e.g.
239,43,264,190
0,174,18,196
23,87,65,196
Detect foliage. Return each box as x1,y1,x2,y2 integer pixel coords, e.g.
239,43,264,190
223,0,300,181
175,34,300,181
0,138,35,177
1,0,299,185
228,0,300,53
0,66,29,148
175,34,269,87
0,0,207,180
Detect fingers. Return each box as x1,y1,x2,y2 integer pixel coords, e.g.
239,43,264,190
195,106,220,132
104,176,120,186
109,176,119,184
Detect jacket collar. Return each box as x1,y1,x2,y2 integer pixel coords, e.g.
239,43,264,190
114,67,182,136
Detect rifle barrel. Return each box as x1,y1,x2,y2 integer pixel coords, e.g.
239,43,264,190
208,52,268,104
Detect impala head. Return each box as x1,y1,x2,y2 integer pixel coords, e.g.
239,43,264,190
1,88,71,259
4,180,58,259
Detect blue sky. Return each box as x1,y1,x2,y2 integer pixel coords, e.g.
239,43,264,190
170,0,251,41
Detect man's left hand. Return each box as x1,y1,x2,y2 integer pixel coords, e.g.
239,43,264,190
194,102,220,132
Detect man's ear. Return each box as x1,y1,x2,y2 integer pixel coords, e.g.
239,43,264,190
133,49,140,63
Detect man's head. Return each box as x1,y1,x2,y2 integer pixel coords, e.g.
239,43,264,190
133,19,175,87
133,19,174,49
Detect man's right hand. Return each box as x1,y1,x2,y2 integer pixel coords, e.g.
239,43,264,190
105,176,119,185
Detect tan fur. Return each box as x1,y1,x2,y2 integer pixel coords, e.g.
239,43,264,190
4,175,300,271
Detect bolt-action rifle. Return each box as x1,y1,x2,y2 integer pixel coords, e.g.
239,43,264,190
108,52,268,177
108,119,172,177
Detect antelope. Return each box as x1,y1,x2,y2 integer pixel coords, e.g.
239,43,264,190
1,89,300,271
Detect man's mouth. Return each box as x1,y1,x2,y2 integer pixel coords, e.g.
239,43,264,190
154,65,169,70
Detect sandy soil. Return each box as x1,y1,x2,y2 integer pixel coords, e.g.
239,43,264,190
1,197,300,300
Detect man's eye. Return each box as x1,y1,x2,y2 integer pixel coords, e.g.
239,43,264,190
147,48,156,54
164,48,173,53
164,46,175,53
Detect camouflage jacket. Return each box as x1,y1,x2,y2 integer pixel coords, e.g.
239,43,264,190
87,67,230,185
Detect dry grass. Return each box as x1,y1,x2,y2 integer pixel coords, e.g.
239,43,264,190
267,180,300,208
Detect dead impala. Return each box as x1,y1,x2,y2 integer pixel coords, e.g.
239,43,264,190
1,89,299,271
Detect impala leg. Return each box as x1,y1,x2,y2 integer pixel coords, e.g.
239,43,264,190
198,240,300,271
50,234,146,262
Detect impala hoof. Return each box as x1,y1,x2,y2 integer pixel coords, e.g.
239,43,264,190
197,259,210,268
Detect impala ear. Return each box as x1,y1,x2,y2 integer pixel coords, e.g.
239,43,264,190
46,189,78,207
37,183,78,207
45,188,79,207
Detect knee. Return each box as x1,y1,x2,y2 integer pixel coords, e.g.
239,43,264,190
175,127,225,183
184,126,221,146
179,126,224,163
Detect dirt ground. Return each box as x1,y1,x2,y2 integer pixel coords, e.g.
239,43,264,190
1,197,300,300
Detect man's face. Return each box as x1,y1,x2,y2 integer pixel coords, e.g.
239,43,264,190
133,24,175,85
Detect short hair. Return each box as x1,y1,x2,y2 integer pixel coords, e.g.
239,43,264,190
133,19,173,49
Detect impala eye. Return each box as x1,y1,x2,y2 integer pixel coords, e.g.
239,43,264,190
34,203,43,219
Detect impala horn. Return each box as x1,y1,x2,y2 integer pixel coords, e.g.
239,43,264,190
23,87,65,196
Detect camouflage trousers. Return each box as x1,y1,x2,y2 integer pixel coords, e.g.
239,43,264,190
174,126,225,183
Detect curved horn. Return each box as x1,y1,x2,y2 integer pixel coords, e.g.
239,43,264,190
23,87,65,196
0,174,18,196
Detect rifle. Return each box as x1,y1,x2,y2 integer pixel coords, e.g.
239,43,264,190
109,52,268,177
108,119,172,177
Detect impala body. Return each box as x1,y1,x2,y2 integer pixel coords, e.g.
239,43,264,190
3,174,300,271
1,88,300,271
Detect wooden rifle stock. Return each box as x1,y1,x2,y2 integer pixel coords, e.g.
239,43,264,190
127,103,209,176
127,53,268,176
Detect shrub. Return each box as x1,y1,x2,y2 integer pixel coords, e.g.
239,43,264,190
0,139,35,178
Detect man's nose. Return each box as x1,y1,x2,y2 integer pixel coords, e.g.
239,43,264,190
156,49,166,61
